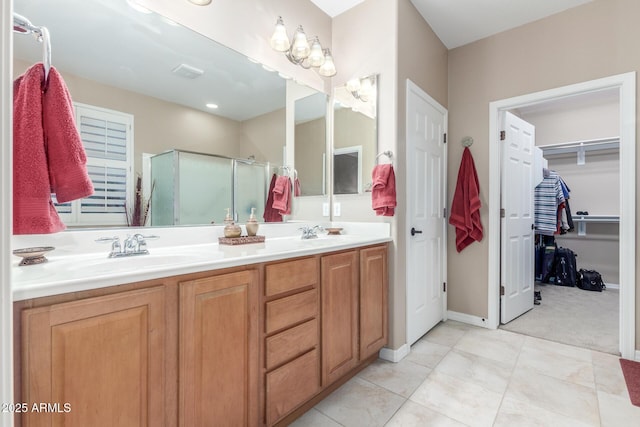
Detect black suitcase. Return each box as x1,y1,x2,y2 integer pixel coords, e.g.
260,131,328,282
554,247,577,287
540,244,557,283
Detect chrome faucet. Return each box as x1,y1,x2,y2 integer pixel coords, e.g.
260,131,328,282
299,225,323,239
96,234,159,258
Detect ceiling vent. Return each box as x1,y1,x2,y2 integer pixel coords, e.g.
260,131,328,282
172,64,204,79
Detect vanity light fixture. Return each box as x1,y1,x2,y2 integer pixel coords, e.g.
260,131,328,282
270,16,336,77
206,103,219,109
346,76,374,102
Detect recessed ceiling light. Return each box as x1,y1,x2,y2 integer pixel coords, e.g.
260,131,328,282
262,64,275,72
187,0,212,5
206,103,219,109
278,72,292,80
126,0,153,14
247,57,260,64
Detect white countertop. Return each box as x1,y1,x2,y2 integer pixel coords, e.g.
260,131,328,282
11,222,391,301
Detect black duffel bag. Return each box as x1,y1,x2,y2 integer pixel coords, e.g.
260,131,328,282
577,269,606,291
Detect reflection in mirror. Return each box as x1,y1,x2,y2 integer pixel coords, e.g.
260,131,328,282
13,0,288,228
333,75,378,195
294,89,327,197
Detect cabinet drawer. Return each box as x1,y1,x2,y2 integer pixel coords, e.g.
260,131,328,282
266,349,320,425
265,257,318,297
266,318,318,370
265,288,317,334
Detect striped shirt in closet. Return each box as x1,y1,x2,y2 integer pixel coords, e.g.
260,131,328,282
534,169,564,236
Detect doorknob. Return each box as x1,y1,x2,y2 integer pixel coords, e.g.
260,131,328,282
411,227,423,236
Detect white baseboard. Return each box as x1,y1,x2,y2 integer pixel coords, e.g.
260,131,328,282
447,311,493,329
605,283,620,290
635,350,640,361
379,344,410,363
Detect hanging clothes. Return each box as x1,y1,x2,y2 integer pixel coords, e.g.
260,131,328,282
534,169,565,236
13,63,93,234
449,147,483,252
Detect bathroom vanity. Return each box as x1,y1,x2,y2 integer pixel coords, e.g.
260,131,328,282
12,223,389,426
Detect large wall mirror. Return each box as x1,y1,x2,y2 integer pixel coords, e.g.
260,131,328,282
12,0,316,227
333,75,378,195
294,89,327,197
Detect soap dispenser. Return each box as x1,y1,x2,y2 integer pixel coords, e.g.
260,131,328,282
223,208,242,238
245,207,259,236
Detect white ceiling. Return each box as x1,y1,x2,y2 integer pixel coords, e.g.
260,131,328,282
312,0,594,49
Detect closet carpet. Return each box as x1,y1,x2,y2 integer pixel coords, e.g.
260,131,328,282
500,283,619,355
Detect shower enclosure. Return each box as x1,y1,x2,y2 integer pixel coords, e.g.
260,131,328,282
150,150,269,226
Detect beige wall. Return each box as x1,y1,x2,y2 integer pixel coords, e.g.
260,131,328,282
447,0,638,345
239,108,286,166
295,118,326,196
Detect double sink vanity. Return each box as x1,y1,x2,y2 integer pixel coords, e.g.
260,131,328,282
11,222,390,426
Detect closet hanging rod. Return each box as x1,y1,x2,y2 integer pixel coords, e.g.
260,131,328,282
13,13,51,81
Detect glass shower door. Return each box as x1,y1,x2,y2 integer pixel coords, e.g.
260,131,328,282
234,160,268,223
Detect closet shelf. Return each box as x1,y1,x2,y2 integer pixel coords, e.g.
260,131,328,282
539,137,619,165
572,215,619,236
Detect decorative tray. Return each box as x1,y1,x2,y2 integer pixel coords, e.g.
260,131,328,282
218,235,265,245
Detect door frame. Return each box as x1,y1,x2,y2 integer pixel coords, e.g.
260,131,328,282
487,72,636,359
405,79,448,345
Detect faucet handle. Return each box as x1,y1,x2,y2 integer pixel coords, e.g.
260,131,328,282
96,236,122,257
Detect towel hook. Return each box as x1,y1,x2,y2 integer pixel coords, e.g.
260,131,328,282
461,136,474,147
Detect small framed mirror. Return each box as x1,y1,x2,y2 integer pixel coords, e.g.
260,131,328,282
333,75,378,195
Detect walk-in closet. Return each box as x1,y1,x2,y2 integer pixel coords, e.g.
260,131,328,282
501,89,621,355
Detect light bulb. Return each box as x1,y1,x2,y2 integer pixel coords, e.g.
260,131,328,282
308,37,325,67
318,49,336,77
291,26,311,60
270,17,290,52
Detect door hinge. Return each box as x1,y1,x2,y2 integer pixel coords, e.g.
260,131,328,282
443,207,447,218
443,133,447,144
443,282,447,292
500,130,506,141
500,208,505,218
500,285,505,296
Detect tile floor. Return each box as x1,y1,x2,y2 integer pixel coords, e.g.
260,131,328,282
290,321,640,427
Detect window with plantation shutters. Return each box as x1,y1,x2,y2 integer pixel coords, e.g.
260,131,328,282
54,103,133,226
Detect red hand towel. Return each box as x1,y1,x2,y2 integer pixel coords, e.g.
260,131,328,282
13,64,94,234
263,174,282,222
272,176,291,215
449,147,483,252
371,164,396,216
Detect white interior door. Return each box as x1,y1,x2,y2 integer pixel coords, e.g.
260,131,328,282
406,81,447,345
501,112,535,323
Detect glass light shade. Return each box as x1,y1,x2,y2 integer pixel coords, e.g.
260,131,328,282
270,17,290,52
318,49,337,77
359,77,373,101
308,38,325,67
346,78,361,93
291,26,311,60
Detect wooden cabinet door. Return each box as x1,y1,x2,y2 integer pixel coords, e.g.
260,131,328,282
321,251,359,386
179,270,258,427
360,246,388,360
21,286,167,427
